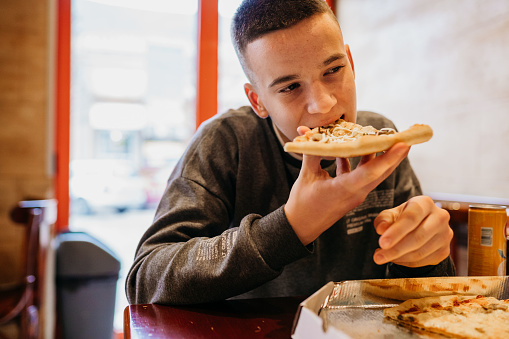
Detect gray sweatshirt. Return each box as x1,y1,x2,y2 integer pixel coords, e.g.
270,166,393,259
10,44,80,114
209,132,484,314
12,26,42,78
126,108,455,305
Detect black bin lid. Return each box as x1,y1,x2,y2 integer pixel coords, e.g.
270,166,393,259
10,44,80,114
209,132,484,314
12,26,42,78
56,232,121,278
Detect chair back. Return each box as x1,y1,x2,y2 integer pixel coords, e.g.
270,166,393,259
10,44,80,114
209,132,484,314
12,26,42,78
0,199,57,339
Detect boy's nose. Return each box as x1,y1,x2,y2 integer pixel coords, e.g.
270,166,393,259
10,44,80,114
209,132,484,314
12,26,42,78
306,82,336,114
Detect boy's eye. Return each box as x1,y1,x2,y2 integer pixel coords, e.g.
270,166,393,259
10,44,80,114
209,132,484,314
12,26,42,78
325,66,343,75
280,83,300,93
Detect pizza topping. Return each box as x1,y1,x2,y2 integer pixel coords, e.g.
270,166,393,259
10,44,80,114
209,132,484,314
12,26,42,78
284,118,433,158
300,119,396,144
484,303,508,311
400,306,420,314
377,128,397,135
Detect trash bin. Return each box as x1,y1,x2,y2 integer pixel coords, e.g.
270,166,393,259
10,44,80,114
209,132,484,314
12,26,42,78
55,232,121,339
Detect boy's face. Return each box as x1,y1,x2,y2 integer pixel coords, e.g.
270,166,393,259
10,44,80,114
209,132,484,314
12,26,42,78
243,13,357,142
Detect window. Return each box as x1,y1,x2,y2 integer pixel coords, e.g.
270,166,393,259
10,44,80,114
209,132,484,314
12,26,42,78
218,0,250,114
69,0,197,331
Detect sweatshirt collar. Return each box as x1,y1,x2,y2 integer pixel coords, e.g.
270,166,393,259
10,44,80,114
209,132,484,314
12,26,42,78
271,121,303,161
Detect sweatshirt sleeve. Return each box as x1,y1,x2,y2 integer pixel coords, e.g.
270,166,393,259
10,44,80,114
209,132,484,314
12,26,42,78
125,178,310,305
125,114,311,305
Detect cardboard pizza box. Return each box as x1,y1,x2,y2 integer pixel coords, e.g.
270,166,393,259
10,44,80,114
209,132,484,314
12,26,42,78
291,276,509,339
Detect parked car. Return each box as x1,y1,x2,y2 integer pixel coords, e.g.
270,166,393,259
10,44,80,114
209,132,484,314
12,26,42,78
70,159,147,214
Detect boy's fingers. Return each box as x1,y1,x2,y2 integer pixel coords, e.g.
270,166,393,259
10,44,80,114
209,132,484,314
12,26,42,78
297,126,311,135
301,154,324,176
358,153,375,167
336,158,351,175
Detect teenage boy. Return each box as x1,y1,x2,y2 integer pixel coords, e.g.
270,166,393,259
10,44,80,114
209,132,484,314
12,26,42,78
127,0,454,305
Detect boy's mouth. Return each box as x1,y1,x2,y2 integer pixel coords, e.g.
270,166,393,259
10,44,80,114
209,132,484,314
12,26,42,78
314,115,345,128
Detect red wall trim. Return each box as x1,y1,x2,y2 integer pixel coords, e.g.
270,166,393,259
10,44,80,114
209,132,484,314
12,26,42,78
55,0,71,231
195,0,218,128
326,0,336,13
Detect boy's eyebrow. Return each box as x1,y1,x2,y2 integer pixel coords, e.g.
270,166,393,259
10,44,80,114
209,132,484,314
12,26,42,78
268,53,347,89
268,74,299,89
322,53,346,67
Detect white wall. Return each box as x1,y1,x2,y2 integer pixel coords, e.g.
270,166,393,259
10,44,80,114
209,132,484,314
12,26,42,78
338,0,509,199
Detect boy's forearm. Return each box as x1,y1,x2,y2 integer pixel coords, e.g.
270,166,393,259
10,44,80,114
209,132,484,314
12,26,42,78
126,207,310,305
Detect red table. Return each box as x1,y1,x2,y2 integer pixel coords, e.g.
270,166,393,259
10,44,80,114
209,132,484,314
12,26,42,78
124,296,304,338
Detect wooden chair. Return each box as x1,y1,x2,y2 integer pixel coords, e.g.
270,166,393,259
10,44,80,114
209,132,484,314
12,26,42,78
0,200,56,339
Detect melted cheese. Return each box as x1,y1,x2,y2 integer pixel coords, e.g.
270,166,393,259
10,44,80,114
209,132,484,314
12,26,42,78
305,119,395,144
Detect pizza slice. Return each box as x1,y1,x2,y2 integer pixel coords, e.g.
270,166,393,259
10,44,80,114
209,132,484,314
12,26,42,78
384,294,509,339
362,277,500,301
283,119,433,158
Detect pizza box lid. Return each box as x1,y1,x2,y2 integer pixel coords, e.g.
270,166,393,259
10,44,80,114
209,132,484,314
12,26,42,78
291,276,509,339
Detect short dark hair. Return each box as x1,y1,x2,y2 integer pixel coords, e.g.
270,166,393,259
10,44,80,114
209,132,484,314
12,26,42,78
231,0,336,82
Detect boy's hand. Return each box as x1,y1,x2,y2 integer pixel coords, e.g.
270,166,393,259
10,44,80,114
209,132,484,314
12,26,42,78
373,196,453,267
284,140,410,246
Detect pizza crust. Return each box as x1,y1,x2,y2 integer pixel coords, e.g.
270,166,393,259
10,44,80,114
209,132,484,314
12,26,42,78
362,277,500,301
284,122,433,158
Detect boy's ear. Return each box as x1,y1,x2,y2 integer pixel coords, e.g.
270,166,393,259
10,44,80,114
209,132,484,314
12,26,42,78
345,44,355,79
244,83,269,118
